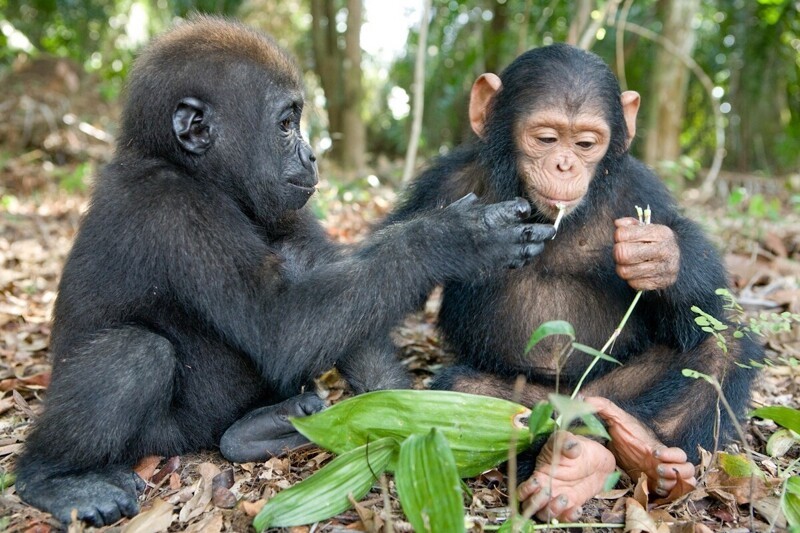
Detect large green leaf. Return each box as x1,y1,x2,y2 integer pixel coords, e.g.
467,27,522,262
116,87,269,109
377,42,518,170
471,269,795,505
783,475,800,530
252,437,396,531
395,429,465,533
750,406,800,434
291,390,533,478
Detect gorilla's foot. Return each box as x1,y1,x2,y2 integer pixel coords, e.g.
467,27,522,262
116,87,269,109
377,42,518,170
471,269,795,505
17,467,142,527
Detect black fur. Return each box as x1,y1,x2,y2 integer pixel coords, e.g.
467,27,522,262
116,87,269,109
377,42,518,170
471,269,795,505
387,44,758,464
14,16,554,526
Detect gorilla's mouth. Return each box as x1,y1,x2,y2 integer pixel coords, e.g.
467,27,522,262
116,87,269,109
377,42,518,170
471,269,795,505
289,181,317,195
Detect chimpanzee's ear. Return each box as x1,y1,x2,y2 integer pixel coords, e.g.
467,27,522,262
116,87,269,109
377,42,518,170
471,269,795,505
469,73,502,139
620,91,640,149
173,97,215,155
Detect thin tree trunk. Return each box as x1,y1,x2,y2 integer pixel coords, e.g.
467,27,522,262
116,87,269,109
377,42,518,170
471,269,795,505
567,0,592,46
402,0,432,184
643,0,700,188
341,0,366,176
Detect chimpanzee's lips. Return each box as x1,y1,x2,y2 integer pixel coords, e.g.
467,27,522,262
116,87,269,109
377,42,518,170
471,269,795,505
540,195,580,208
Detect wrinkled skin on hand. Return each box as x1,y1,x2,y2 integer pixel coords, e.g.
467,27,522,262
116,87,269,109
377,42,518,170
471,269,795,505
613,217,680,291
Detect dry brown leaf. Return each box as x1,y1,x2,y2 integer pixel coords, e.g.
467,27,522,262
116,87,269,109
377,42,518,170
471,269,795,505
633,472,649,508
348,493,383,532
705,469,773,505
751,495,787,529
178,462,220,523
152,456,181,486
624,497,668,533
0,372,50,391
764,232,788,258
121,498,174,533
183,513,224,533
13,389,36,418
240,499,266,517
134,455,162,484
0,395,15,416
597,487,631,500
22,524,52,533
694,524,714,533
169,471,182,490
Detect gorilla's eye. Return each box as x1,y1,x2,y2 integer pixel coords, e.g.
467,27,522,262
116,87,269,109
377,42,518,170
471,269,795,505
576,141,595,149
281,117,293,132
537,137,557,144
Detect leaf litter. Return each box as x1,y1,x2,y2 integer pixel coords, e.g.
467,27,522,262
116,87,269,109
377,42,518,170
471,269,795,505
0,166,798,530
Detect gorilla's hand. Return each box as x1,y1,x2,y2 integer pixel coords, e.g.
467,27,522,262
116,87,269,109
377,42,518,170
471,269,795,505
446,193,555,271
220,392,325,463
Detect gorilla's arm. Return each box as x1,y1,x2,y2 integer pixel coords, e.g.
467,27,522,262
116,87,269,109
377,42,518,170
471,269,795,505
167,194,553,397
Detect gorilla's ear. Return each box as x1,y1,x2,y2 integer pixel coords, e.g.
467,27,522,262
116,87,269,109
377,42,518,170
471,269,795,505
173,97,215,155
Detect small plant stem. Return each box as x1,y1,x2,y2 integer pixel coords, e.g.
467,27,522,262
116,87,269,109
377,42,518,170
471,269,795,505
570,290,643,400
380,474,394,533
484,522,625,530
507,375,526,532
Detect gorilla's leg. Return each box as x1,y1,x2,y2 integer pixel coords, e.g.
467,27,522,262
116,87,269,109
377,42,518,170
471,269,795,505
15,327,183,527
219,392,325,463
338,336,411,394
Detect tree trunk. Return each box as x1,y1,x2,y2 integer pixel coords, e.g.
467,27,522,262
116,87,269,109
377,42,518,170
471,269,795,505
567,0,592,46
341,0,366,176
310,0,366,177
643,0,700,187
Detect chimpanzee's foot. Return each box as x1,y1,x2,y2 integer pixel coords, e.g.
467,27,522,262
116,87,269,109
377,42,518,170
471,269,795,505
517,430,616,522
16,467,142,527
220,392,325,463
586,396,696,500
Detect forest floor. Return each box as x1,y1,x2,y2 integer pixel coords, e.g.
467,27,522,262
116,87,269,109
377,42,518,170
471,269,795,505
0,164,799,533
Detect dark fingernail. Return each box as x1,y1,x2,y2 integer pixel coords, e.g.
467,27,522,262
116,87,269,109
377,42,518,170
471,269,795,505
558,495,568,507
657,465,665,476
565,440,578,451
655,488,668,497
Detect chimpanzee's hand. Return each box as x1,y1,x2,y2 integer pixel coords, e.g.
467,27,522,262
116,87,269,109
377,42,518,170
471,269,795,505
613,217,680,291
447,193,555,270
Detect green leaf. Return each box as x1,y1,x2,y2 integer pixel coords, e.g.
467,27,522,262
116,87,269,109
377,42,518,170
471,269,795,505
291,390,532,478
548,394,596,430
497,516,537,532
525,320,575,354
718,452,766,480
572,413,611,440
527,401,556,438
603,470,621,492
682,368,717,385
252,437,396,531
750,406,800,434
766,429,800,458
571,342,622,365
395,429,465,533
783,476,800,529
